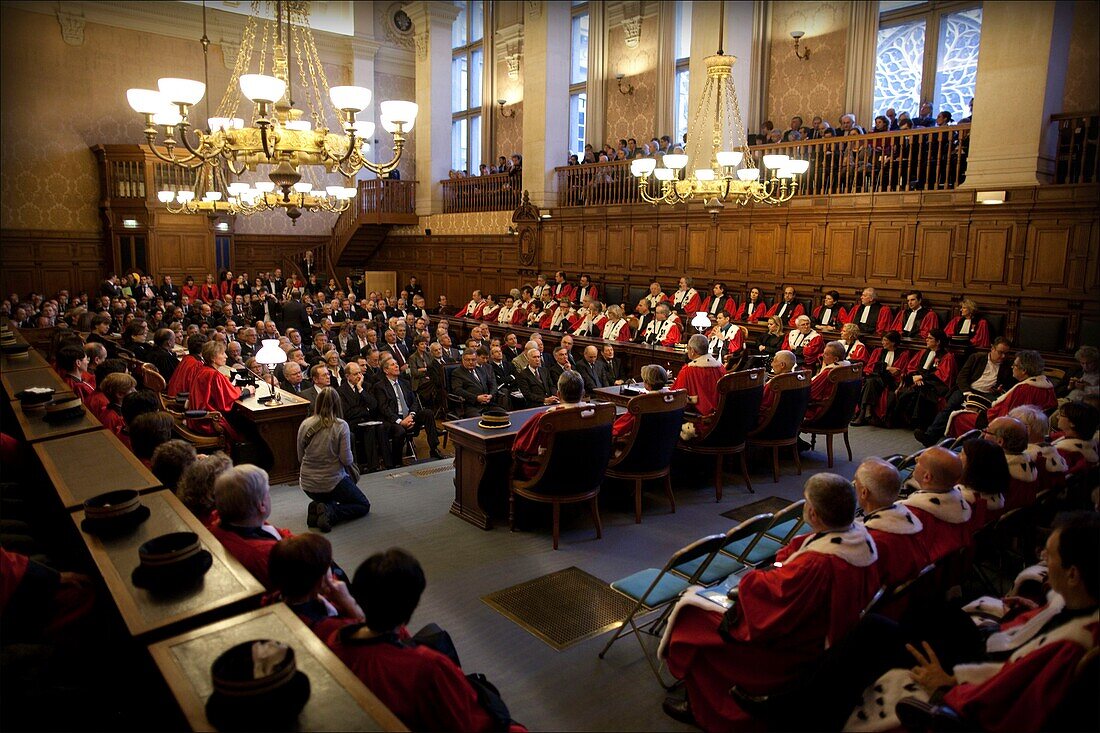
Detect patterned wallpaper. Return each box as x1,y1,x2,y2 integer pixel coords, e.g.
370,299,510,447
494,53,523,160
766,1,851,129
390,210,514,237
1063,0,1099,113
604,19,659,146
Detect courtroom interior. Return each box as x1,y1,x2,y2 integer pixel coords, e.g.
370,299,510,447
1,0,1098,731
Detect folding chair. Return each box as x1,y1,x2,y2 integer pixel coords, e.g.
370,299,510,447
735,499,807,567
599,533,727,687
675,513,776,586
950,428,983,450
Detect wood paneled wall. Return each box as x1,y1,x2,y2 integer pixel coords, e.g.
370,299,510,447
369,185,1100,352
233,235,330,280
0,229,107,297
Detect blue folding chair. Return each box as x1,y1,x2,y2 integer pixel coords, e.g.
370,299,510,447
676,512,776,586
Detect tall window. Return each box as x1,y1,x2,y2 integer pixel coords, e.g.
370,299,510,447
569,4,589,156
452,0,484,173
673,1,692,147
873,2,982,119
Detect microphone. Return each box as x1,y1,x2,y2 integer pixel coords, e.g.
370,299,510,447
233,365,278,403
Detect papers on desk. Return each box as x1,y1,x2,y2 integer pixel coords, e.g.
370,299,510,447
695,572,743,609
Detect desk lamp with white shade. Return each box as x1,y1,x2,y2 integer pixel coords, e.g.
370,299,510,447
254,339,287,404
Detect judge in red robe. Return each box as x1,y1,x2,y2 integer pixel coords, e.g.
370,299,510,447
167,351,205,397
890,290,940,339
767,286,806,327
802,342,852,423
843,287,894,335
699,282,738,318
735,286,769,323
781,316,824,369
550,271,575,302
670,277,702,316
845,513,1098,733
512,372,586,480
600,306,632,343
840,323,868,364
186,341,254,442
855,457,931,589
661,474,880,731
574,274,598,304
207,465,292,591
673,336,724,438
946,352,1056,437
811,290,845,332
757,350,800,417
455,291,484,319
640,305,682,347
901,447,974,562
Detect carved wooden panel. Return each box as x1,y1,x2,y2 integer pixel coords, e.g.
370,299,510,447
558,225,579,269
630,226,654,271
606,226,627,269
823,226,859,280
658,225,680,269
541,228,560,271
584,228,603,270
785,225,815,277
967,224,1012,285
715,227,742,277
867,224,906,281
915,226,953,283
1024,225,1072,289
685,226,710,273
748,224,779,276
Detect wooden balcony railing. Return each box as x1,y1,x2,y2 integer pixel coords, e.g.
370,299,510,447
554,124,973,207
441,171,522,213
1052,112,1099,184
331,177,418,253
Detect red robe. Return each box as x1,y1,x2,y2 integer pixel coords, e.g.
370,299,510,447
945,316,992,348
181,284,201,302
811,304,844,331
209,521,292,590
101,403,129,447
551,282,576,302
167,354,204,397
766,300,806,327
1003,452,1040,511
861,503,930,589
671,289,702,315
699,295,738,318
61,373,96,405
803,360,852,423
1052,437,1098,475
511,308,528,326
324,623,517,733
601,318,632,342
86,392,110,422
736,299,769,323
890,307,940,339
672,356,723,418
946,376,1057,438
478,304,500,321
575,284,599,303
782,329,824,368
845,341,868,364
903,349,958,414
512,405,572,479
642,318,681,347
456,299,482,318
187,365,244,441
842,303,893,334
199,283,219,303
902,487,974,562
662,526,880,731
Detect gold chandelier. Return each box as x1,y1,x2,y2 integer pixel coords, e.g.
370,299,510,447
125,0,417,220
630,7,805,211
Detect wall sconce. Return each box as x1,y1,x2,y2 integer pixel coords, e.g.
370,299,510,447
497,99,516,118
791,31,811,60
615,73,634,95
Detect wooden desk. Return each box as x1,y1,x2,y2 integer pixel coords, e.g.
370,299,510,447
71,490,265,641
234,387,310,485
148,604,407,732
592,384,647,407
1,347,49,372
11,397,102,443
2,365,67,401
36,429,162,510
444,406,551,529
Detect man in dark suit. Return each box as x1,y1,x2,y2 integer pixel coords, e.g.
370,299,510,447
374,357,443,463
545,346,572,394
438,333,461,363
515,348,559,408
380,328,411,372
502,332,523,363
278,361,311,397
576,345,607,395
917,337,1015,446
251,289,281,324
337,361,384,469
146,328,181,384
598,343,625,385
281,289,311,335
159,275,180,304
450,349,496,417
300,363,331,409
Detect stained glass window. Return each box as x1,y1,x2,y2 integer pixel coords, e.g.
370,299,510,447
934,8,982,118
874,20,926,117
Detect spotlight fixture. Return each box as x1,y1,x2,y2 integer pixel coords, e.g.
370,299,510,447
790,31,811,60
615,73,634,95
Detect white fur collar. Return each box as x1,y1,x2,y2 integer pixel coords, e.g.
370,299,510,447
902,487,973,524
986,592,1099,660
1025,443,1069,474
960,484,1005,511
784,524,878,568
862,502,923,535
1053,437,1099,462
1005,452,1038,482
990,375,1053,408
689,354,722,368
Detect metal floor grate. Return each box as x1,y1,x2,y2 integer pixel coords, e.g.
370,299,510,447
482,566,636,651
411,464,454,478
721,496,792,522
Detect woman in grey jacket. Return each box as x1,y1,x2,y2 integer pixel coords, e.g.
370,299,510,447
296,387,370,532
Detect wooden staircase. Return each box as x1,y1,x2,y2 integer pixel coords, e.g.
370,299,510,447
329,179,419,268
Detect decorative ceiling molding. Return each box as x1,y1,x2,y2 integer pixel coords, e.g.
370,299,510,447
375,2,414,52
605,0,658,27
56,9,86,46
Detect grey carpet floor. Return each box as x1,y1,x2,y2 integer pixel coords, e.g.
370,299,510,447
267,424,922,732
